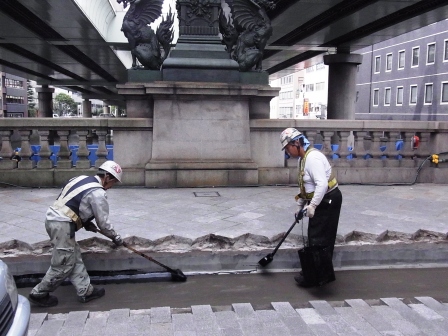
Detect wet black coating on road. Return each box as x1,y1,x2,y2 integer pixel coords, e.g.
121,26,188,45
20,267,448,314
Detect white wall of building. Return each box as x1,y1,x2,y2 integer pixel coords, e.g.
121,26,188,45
270,62,328,119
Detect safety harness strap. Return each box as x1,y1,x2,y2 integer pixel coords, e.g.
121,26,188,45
298,148,337,201
53,176,102,230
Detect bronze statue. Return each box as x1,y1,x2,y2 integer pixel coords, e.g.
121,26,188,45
219,9,238,59
118,0,174,70
219,0,274,72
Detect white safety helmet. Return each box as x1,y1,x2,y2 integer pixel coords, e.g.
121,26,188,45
99,160,123,182
280,128,302,150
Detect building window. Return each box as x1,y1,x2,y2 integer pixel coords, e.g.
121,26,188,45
427,43,436,64
384,88,391,106
6,95,24,104
5,78,23,88
444,40,448,62
396,86,403,105
441,82,448,104
412,47,419,67
374,56,381,73
315,82,325,91
315,62,325,70
373,89,379,106
410,85,417,105
305,84,314,92
398,50,405,69
280,76,293,85
305,66,315,73
386,53,392,72
279,91,293,99
279,107,293,118
424,83,433,105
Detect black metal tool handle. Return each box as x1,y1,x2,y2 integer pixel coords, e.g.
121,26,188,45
271,209,306,257
95,228,177,273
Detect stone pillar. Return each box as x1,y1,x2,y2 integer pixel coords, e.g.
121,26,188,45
323,52,362,120
103,104,110,115
36,85,55,118
82,99,92,118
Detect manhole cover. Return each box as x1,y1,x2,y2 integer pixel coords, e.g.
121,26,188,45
193,191,221,197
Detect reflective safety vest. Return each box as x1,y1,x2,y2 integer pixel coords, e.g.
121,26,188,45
297,148,338,201
53,176,103,230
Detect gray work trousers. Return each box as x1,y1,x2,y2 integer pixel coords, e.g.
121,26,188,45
31,220,92,297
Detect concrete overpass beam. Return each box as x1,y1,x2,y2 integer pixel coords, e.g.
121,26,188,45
324,53,363,120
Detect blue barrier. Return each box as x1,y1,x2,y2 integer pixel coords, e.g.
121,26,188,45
87,145,114,166
294,142,406,160
30,145,41,162
49,145,60,166
331,144,339,159
12,144,114,166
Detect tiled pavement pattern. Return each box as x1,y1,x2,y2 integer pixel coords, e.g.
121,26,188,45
28,297,448,336
1,184,448,248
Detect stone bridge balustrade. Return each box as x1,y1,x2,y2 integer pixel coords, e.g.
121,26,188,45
250,119,448,186
0,118,446,187
0,118,130,187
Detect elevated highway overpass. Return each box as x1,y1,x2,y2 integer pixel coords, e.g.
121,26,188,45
1,0,448,102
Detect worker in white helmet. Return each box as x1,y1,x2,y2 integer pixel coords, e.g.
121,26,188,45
29,160,124,307
280,128,342,287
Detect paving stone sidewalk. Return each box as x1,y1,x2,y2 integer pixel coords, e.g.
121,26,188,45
0,184,447,248
28,296,448,336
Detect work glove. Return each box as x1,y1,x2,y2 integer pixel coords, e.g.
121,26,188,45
83,221,98,233
112,234,123,246
304,204,316,218
295,208,305,222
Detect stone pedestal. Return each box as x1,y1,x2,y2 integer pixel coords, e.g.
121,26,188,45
117,81,279,187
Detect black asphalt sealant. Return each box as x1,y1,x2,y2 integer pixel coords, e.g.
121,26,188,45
19,267,448,315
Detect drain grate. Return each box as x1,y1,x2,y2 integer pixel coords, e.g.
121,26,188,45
193,191,221,197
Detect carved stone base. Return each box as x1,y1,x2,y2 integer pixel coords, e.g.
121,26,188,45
0,160,16,170
117,81,279,187
145,162,258,187
128,70,162,82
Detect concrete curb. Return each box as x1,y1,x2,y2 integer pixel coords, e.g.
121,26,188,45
4,242,448,278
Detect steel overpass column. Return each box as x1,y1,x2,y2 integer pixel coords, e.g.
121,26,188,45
82,99,92,118
324,53,362,120
36,85,55,118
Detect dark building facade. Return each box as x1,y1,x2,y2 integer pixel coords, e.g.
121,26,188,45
355,20,448,121
1,72,27,118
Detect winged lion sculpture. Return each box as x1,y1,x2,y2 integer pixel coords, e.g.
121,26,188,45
219,0,275,72
117,0,174,70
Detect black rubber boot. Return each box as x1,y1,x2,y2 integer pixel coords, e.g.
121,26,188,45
29,293,58,307
294,275,315,288
78,287,105,303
